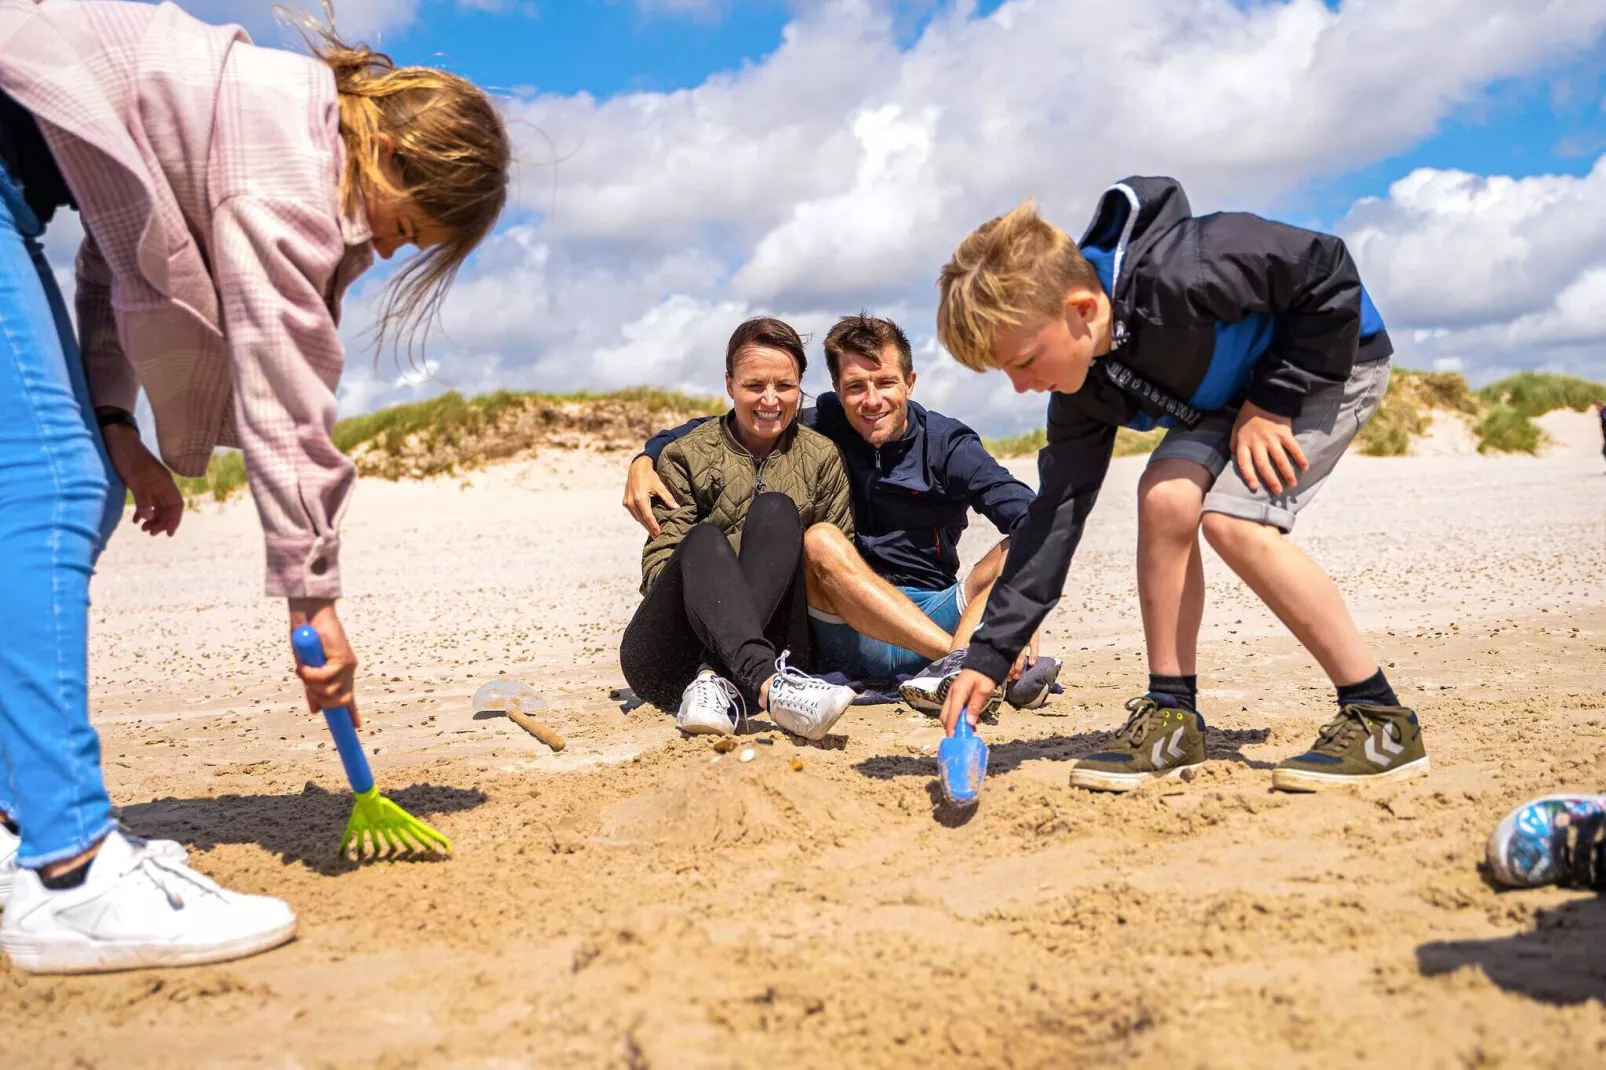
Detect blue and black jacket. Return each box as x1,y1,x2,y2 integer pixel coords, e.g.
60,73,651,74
965,175,1392,682
641,392,1035,593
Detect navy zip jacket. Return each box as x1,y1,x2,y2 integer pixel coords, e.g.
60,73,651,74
641,393,1035,593
965,176,1394,682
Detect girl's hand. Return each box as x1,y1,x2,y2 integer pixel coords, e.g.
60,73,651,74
289,599,361,727
940,668,999,736
1230,402,1308,496
102,424,184,537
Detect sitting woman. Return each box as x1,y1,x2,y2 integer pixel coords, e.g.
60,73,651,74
621,317,858,740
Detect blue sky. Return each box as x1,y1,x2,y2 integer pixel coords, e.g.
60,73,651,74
370,0,1603,227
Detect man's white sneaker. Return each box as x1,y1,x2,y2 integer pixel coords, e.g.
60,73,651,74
677,672,744,736
763,653,854,741
1,821,187,905
0,829,296,974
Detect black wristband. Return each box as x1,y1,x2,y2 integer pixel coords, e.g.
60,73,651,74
94,407,138,431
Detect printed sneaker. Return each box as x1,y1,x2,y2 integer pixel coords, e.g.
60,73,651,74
1271,704,1429,792
2,822,186,905
764,652,855,741
676,672,744,737
0,829,296,974
1486,794,1606,889
1069,696,1207,792
1005,657,1061,710
899,651,1004,720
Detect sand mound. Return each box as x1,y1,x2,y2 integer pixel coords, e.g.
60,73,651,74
1535,408,1603,458
594,746,861,850
1405,409,1480,456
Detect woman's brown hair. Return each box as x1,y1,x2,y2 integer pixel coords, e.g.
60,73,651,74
287,4,511,359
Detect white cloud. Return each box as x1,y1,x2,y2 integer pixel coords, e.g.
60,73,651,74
38,0,1606,432
1343,156,1606,380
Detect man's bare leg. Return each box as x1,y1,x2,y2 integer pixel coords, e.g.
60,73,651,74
951,538,1009,648
803,524,952,661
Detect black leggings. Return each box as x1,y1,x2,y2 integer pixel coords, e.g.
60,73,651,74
620,492,810,711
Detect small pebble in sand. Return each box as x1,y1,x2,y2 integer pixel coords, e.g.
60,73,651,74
712,738,738,753
790,757,803,772
739,748,756,763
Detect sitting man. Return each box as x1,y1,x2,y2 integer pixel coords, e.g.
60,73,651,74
624,313,1060,718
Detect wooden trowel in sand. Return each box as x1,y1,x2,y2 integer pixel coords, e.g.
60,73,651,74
473,679,566,752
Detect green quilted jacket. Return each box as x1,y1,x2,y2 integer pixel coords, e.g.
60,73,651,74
641,414,854,593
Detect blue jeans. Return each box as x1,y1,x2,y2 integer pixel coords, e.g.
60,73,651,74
0,161,124,867
808,582,966,679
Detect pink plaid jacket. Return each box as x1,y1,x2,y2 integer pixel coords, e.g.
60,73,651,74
0,0,374,598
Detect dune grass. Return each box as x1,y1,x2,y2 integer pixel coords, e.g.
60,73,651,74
984,426,1164,459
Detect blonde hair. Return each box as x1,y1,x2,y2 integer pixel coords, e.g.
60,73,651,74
936,198,1101,372
288,5,510,360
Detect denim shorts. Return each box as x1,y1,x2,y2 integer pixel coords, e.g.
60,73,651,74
807,583,966,679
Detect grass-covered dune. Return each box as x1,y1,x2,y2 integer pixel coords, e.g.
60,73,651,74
168,373,1603,502
984,372,1606,459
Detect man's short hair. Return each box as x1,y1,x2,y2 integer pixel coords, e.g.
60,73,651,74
823,313,913,383
936,197,1102,372
725,316,807,379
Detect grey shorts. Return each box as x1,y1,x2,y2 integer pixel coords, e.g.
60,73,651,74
1147,358,1391,532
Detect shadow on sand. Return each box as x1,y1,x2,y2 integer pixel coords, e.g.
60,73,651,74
1417,896,1606,1006
120,782,488,875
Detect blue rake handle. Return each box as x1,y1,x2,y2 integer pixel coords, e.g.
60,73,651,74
291,625,374,794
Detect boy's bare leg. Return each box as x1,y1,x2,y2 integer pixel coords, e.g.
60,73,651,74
951,538,1009,647
803,524,951,662
1137,460,1212,677
1200,512,1377,686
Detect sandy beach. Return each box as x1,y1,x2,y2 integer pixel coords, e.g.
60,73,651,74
3,420,1604,1068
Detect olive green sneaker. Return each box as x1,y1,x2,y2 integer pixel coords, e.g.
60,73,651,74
1272,704,1428,792
1068,697,1207,792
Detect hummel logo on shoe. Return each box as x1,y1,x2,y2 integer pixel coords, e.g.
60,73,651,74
1272,704,1428,792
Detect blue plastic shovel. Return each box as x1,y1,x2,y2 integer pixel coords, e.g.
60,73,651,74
291,626,450,859
937,710,988,807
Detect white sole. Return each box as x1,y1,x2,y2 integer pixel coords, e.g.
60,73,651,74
1069,762,1196,793
1271,755,1430,793
677,720,734,737
899,674,1002,719
1,918,297,975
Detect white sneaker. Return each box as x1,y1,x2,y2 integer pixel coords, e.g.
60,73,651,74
676,672,744,736
0,829,296,974
899,650,1004,720
763,652,854,741
1,821,187,905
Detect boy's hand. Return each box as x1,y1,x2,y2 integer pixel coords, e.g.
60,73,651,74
940,668,998,735
1231,402,1308,496
623,454,677,537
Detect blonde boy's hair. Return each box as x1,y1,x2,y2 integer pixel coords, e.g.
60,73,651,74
936,198,1101,372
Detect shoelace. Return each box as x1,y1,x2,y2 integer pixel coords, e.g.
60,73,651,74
768,651,832,715
693,673,746,728
1553,812,1606,890
1309,704,1387,755
1114,696,1163,746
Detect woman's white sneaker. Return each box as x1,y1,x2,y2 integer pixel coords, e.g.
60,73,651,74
0,829,296,974
677,672,744,736
0,822,186,904
764,653,854,741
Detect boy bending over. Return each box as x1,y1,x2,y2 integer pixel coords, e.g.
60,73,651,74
934,177,1427,793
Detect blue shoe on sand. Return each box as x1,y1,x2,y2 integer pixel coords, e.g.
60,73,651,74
1487,793,1606,889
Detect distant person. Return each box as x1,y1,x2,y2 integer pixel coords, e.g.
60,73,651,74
619,317,859,742
933,178,1428,794
0,0,508,973
1597,402,1605,469
624,314,1061,720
